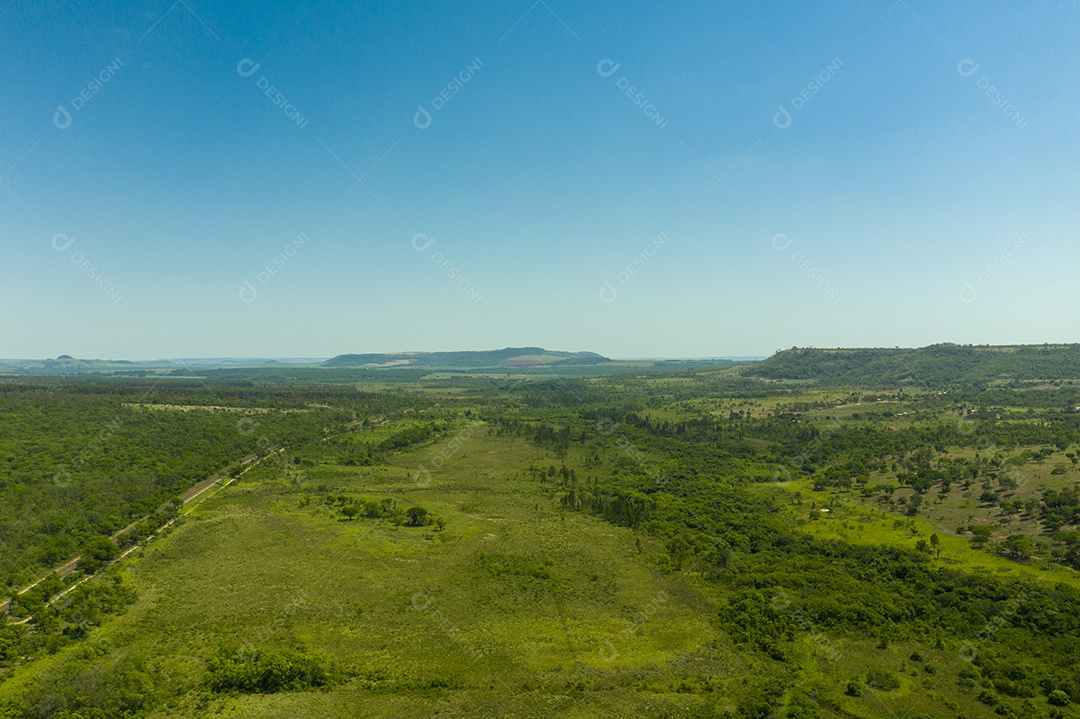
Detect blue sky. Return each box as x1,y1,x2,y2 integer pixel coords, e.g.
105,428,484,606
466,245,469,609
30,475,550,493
1,0,1077,359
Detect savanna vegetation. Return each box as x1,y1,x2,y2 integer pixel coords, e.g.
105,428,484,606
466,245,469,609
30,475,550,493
2,352,1079,717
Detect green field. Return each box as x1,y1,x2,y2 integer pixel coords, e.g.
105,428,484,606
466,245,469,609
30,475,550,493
3,363,1080,717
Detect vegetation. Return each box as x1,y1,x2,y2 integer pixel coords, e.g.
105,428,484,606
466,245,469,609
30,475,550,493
2,353,1080,717
206,646,338,694
746,343,1080,387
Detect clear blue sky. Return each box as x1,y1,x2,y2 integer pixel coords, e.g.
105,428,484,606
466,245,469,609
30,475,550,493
2,1,1077,359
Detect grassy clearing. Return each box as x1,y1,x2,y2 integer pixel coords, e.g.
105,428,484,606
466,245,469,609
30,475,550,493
1,431,735,717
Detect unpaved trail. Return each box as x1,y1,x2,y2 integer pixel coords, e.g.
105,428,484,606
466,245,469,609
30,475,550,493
180,451,278,505
180,453,260,504
2,450,271,624
0,557,82,616
45,543,143,609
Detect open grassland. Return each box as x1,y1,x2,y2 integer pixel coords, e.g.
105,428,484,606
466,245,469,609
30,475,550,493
3,433,737,718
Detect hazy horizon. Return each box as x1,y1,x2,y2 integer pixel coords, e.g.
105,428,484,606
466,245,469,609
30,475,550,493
3,349,769,363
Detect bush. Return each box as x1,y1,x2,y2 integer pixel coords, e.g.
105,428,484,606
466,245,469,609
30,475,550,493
206,645,335,694
1049,689,1070,707
865,667,900,691
406,506,431,526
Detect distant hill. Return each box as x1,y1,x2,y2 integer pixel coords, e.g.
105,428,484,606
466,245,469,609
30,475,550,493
743,343,1080,387
0,356,318,376
11,356,136,372
323,347,609,370
0,349,745,379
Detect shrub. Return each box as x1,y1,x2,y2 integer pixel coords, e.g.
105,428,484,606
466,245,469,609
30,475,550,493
865,667,900,691
206,646,335,694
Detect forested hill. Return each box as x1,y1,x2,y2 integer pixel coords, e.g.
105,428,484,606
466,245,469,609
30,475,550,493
743,343,1080,387
323,347,608,369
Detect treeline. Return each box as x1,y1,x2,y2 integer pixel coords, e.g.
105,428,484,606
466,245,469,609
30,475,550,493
324,420,450,467
745,343,1080,387
559,472,653,528
490,417,578,456
0,377,441,414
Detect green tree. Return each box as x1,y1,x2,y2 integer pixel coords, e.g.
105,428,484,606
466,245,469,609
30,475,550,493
1001,534,1034,560
970,525,994,548
406,506,430,526
906,493,922,516
78,535,119,574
